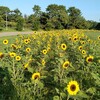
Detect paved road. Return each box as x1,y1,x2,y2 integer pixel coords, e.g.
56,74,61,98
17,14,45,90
0,32,33,37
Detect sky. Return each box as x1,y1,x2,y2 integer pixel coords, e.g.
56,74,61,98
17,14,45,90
0,0,100,22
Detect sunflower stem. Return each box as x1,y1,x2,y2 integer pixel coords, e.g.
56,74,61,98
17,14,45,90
67,95,70,100
12,58,16,82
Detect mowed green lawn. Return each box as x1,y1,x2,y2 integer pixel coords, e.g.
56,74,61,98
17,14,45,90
84,30,100,40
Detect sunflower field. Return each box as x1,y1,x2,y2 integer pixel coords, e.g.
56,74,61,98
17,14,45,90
0,30,100,100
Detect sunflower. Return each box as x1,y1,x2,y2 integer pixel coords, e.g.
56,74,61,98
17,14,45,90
15,38,19,43
27,38,31,43
63,61,70,69
24,39,29,44
16,56,21,61
23,63,29,69
3,39,8,44
98,36,100,40
68,37,71,40
32,72,40,80
26,47,31,52
9,52,16,58
47,47,51,51
17,45,21,49
78,46,83,51
72,36,78,42
67,81,80,95
0,52,4,59
80,41,85,45
82,50,86,55
61,43,67,50
41,59,46,66
42,49,47,54
88,39,91,43
59,53,64,57
11,44,17,49
86,55,94,63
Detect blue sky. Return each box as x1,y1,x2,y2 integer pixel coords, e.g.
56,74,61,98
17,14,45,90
0,0,100,22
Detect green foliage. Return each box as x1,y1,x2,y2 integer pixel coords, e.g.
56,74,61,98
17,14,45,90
0,5,99,31
95,23,100,30
32,20,41,31
46,4,68,29
32,5,41,17
0,16,5,28
0,67,18,100
0,6,10,18
45,21,54,31
67,7,83,29
0,27,3,31
0,30,100,99
16,17,24,31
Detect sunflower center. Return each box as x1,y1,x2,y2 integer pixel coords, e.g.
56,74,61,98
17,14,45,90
17,57,20,59
74,38,77,40
80,47,82,49
34,75,39,79
82,42,85,44
65,63,68,67
70,84,76,91
63,45,65,48
88,58,93,62
12,54,14,56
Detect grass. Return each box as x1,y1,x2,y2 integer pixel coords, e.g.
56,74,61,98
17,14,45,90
84,30,100,40
0,27,33,32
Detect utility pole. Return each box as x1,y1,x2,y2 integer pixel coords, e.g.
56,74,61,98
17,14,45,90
6,11,8,30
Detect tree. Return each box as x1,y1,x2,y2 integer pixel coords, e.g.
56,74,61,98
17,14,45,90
46,4,68,29
73,16,87,29
32,5,41,17
32,20,41,31
14,9,22,16
67,7,82,28
5,8,23,29
0,16,5,31
0,6,10,22
16,17,24,31
0,6,10,15
27,14,37,29
0,15,5,27
45,20,55,31
95,22,100,30
40,12,49,29
86,20,97,29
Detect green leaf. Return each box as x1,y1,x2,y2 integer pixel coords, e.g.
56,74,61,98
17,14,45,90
91,73,99,79
63,78,71,84
91,72,100,85
38,81,44,89
28,67,34,73
53,96,60,100
55,88,59,94
77,91,89,99
60,92,67,98
86,87,96,94
54,76,58,82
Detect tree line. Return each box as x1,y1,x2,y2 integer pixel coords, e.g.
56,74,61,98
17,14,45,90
0,4,99,31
